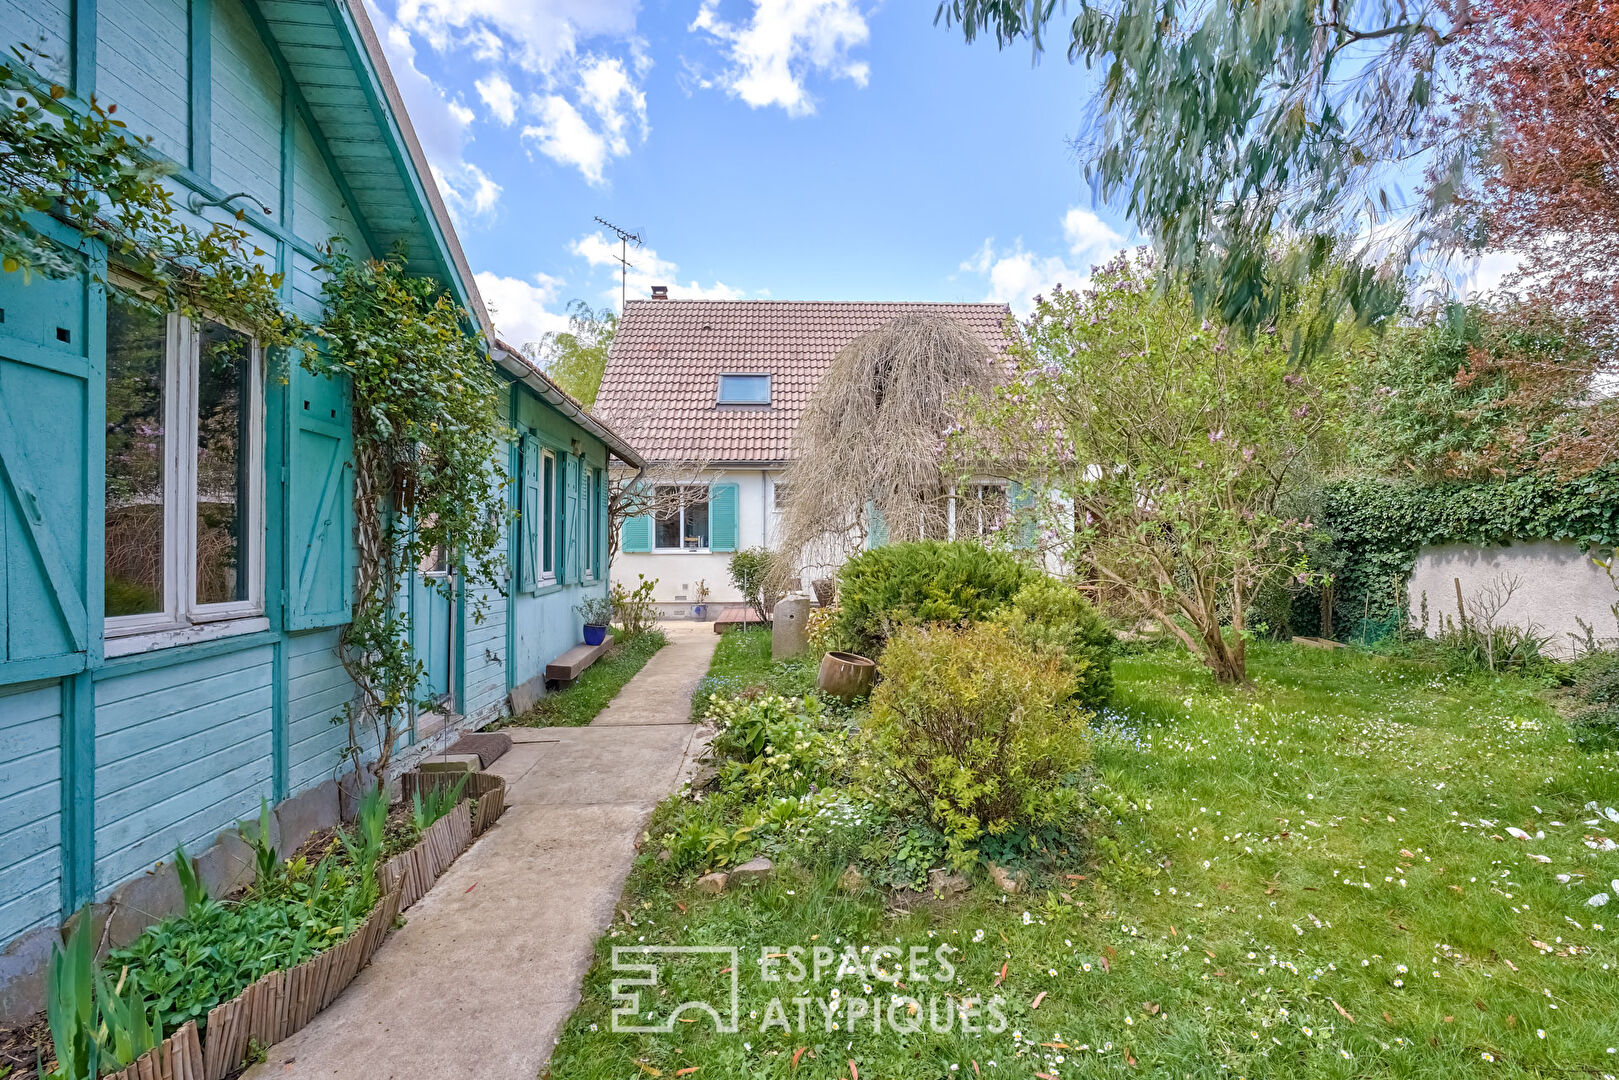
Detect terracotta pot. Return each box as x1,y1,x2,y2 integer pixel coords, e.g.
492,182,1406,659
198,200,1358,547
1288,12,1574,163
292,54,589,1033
818,650,876,702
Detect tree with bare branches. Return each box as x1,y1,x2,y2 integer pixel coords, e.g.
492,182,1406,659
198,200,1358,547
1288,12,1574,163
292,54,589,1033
773,313,1001,587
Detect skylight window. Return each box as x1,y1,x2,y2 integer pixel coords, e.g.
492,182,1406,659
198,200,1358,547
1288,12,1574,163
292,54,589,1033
717,373,771,405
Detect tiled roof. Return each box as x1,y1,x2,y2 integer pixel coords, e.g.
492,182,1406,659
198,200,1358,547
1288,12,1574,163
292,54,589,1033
596,300,1013,463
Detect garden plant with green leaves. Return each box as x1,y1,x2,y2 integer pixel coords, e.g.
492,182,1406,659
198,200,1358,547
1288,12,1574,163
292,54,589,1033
307,248,508,785
955,251,1349,683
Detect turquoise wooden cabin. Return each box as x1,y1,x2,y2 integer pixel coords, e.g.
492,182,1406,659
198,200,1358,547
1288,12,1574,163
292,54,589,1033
0,0,642,1019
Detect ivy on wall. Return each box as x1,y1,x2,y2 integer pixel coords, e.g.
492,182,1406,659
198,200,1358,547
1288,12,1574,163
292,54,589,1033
1313,469,1619,641
309,247,509,784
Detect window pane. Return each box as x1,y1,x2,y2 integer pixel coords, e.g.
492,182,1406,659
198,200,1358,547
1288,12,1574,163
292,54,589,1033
717,374,770,404
542,455,555,573
195,321,252,605
684,491,710,549
654,484,681,549
104,294,168,617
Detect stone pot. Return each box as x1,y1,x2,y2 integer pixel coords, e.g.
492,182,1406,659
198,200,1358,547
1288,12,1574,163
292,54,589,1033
817,650,876,701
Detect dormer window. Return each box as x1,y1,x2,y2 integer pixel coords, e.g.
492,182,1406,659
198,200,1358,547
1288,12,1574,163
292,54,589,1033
717,373,771,405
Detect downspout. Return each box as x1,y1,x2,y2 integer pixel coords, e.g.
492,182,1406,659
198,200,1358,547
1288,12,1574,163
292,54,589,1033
761,470,769,548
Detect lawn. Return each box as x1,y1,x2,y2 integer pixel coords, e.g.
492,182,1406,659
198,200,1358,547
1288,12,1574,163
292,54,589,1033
502,630,667,727
546,638,1619,1080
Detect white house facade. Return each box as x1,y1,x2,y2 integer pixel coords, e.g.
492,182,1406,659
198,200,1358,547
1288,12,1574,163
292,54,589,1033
595,298,1012,616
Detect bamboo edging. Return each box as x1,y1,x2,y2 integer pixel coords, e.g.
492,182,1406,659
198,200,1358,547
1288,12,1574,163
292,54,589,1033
104,775,502,1080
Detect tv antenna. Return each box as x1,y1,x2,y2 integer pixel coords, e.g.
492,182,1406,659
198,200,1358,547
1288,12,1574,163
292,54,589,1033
594,216,644,308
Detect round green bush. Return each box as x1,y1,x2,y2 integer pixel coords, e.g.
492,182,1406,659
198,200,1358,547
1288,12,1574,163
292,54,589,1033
991,577,1116,709
866,622,1091,864
833,540,1034,655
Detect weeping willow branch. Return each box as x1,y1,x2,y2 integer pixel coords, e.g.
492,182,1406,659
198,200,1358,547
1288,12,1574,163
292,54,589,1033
773,314,1000,587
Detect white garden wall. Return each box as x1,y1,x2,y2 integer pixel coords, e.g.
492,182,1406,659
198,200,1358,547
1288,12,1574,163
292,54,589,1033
1408,540,1619,657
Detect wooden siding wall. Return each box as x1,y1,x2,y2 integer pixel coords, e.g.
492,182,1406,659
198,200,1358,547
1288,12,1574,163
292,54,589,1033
0,0,375,947
92,647,276,890
508,388,613,689
0,683,64,941
0,0,621,963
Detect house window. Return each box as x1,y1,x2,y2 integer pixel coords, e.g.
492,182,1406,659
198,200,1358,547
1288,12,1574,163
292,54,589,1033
959,484,1008,538
655,485,710,550
104,287,264,648
717,373,771,405
541,449,557,583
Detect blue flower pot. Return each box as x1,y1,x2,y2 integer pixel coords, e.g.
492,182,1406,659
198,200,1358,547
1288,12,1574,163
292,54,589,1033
583,624,608,646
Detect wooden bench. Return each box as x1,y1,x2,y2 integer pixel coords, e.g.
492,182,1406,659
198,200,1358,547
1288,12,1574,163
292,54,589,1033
544,639,612,685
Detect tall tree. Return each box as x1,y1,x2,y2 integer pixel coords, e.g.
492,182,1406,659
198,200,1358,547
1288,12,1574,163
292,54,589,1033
532,299,616,408
937,0,1466,348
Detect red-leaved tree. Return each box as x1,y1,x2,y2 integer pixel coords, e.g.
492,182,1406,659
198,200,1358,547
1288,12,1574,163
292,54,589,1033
1441,0,1619,474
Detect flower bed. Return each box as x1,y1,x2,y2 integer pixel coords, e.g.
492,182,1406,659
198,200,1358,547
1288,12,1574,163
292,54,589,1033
46,773,505,1080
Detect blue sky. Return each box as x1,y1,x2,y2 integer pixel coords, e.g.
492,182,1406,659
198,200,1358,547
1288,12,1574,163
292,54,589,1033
365,0,1146,348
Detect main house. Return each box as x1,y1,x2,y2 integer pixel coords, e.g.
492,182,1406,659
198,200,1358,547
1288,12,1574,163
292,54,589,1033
595,297,1010,614
0,0,638,1018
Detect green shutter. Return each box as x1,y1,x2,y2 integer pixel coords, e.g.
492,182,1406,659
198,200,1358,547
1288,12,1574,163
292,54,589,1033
1008,482,1037,548
519,435,541,592
287,363,354,629
709,482,739,552
621,514,652,553
562,455,580,583
865,500,888,549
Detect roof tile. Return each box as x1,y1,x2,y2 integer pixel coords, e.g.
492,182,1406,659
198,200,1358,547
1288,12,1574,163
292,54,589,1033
596,299,1012,462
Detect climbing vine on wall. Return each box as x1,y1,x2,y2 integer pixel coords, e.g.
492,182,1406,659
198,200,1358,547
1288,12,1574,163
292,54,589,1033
1,49,298,346
309,248,508,784
1314,469,1619,641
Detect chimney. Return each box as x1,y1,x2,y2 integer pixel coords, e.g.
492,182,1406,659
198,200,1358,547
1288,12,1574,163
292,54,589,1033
651,285,669,300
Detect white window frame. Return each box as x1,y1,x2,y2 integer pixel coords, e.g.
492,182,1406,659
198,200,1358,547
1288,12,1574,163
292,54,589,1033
538,448,558,586
104,282,266,655
947,482,1009,541
653,484,712,553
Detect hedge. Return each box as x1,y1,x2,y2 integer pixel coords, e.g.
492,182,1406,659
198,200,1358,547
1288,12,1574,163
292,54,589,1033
1313,469,1619,642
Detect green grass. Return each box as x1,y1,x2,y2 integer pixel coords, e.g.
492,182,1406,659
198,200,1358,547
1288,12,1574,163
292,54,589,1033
690,628,820,719
502,630,667,727
546,640,1619,1079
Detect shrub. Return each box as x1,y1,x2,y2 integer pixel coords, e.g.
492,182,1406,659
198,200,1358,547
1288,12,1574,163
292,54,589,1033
865,622,1091,864
610,574,661,637
728,547,774,623
575,595,614,626
1568,650,1619,733
991,577,1116,709
834,540,1033,656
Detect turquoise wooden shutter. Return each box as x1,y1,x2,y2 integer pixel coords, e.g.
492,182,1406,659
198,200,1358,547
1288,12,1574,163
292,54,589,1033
708,483,739,552
518,436,541,592
0,260,91,666
865,500,888,549
287,363,354,629
1008,482,1037,548
562,456,580,583
596,469,608,577
621,512,653,553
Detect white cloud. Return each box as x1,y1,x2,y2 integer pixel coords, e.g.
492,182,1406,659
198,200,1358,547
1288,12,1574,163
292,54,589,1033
368,2,500,223
392,0,637,74
961,208,1126,315
475,73,518,125
376,0,651,186
689,0,870,117
434,161,502,220
521,55,648,184
475,271,571,348
572,231,746,304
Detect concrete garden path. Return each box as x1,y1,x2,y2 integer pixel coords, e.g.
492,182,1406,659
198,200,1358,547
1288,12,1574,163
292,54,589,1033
247,623,718,1080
